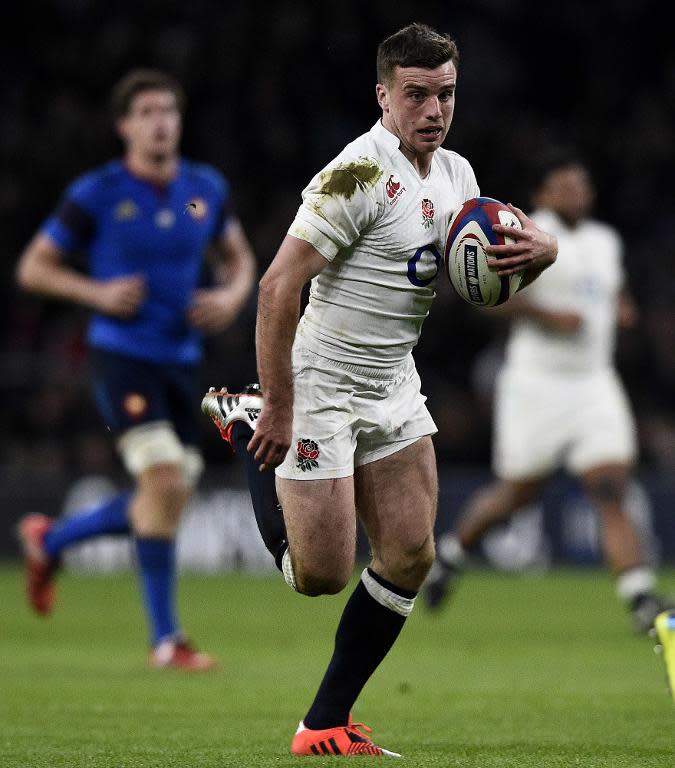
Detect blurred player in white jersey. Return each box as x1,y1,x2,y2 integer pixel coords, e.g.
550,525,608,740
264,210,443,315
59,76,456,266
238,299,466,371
203,23,557,757
425,149,673,633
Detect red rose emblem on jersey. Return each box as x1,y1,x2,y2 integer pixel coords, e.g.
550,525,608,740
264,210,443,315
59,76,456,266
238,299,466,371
421,198,435,228
296,438,320,472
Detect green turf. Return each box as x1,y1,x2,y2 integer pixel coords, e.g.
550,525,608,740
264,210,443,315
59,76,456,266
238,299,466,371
0,563,673,767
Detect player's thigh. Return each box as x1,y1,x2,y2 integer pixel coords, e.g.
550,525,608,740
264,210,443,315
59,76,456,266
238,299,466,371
90,349,202,485
89,348,166,432
275,345,362,482
162,361,202,447
567,373,637,475
355,435,437,589
276,475,357,588
492,368,567,479
579,462,631,508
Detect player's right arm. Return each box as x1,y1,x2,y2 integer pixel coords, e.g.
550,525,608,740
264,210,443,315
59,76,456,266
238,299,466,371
16,233,145,318
248,235,328,471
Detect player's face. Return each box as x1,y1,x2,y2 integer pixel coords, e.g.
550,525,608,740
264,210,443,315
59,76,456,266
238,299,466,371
536,166,595,226
377,62,456,164
117,89,182,160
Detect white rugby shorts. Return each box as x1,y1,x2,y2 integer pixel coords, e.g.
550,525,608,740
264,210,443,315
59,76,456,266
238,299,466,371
276,345,437,480
493,366,637,480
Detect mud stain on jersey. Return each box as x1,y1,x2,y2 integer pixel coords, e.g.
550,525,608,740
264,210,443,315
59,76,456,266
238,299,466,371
317,158,383,201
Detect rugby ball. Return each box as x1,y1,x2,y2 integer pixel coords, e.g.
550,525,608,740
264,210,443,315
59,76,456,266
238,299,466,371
445,197,523,307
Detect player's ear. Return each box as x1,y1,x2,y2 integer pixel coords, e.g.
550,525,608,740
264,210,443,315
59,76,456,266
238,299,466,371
376,83,389,112
115,116,130,142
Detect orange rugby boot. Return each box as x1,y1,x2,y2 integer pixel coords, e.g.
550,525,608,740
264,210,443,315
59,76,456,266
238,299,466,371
291,719,401,757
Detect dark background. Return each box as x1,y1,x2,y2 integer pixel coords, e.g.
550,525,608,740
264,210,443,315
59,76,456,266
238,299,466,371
1,0,673,556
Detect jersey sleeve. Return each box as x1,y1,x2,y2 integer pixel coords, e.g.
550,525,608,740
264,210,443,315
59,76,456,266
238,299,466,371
208,168,232,242
189,162,233,243
288,157,382,261
611,228,626,288
461,157,480,201
41,174,97,256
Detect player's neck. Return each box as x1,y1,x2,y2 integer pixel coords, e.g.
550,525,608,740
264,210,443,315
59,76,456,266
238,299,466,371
418,159,432,179
398,145,433,179
124,152,179,186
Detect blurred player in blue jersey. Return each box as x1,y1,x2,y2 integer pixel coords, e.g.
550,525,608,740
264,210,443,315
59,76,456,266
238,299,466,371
15,69,256,670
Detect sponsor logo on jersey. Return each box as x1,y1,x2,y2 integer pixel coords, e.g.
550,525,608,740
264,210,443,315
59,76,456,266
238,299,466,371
296,438,320,472
114,199,139,221
155,209,175,229
184,197,208,220
421,198,435,229
123,392,148,420
385,174,405,206
386,175,401,199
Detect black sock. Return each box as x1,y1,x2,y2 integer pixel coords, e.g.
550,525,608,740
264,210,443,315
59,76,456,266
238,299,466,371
631,591,657,611
303,569,416,730
231,421,287,565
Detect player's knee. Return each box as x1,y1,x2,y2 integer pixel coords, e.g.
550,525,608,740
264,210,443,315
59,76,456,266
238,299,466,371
412,539,436,583
152,464,187,497
586,475,627,507
294,564,352,597
182,447,204,490
387,534,435,588
141,464,189,520
296,576,347,597
499,480,538,511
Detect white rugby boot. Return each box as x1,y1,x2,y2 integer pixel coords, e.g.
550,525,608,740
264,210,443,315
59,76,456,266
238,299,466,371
201,384,263,446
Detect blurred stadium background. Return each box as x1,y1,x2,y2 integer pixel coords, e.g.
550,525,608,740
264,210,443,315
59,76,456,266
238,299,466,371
1,0,674,569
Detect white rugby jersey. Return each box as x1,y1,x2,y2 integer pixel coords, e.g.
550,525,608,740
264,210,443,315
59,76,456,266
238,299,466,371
288,120,479,367
505,208,625,372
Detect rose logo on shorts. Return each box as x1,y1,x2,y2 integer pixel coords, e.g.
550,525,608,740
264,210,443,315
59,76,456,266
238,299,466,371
421,198,435,229
296,438,320,472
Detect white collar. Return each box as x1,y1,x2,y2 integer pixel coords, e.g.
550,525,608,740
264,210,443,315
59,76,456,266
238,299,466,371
370,119,402,153
370,119,435,180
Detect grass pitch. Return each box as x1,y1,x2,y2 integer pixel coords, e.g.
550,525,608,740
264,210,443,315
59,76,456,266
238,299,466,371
1,563,673,767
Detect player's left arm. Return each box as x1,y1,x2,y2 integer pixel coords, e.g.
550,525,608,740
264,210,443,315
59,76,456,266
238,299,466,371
485,203,558,288
187,218,256,333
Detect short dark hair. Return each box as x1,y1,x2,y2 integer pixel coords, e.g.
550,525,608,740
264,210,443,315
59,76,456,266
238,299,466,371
110,68,185,119
377,23,459,85
528,146,588,195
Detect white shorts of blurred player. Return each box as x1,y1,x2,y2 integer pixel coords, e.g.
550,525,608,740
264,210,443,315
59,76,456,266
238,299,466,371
276,344,437,481
493,366,637,480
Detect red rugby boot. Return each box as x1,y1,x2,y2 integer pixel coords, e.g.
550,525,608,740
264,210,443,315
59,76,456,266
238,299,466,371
18,513,57,615
148,638,219,671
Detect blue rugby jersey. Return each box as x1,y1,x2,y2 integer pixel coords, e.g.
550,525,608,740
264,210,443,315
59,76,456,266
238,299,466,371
41,159,231,364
